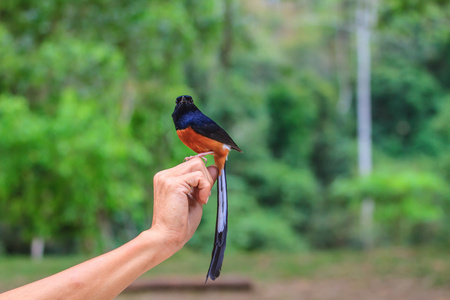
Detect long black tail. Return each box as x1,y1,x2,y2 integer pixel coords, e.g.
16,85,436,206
205,163,228,282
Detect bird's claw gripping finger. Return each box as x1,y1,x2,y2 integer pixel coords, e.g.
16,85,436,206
184,151,214,164
184,155,208,163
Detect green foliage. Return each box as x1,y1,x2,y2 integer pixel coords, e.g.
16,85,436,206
371,60,443,155
188,172,307,252
0,92,150,251
243,160,318,230
267,83,316,166
375,0,450,157
230,207,307,251
30,38,126,110
0,0,449,255
430,96,450,152
331,169,449,245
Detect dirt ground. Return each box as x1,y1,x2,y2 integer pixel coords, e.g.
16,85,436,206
117,277,450,300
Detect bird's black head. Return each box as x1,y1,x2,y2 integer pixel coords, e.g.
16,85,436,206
176,95,194,105
172,95,199,128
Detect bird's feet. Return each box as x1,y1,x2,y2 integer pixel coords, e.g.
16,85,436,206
184,151,214,164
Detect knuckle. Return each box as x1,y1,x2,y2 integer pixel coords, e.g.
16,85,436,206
153,171,162,182
153,172,161,184
194,171,204,180
154,171,168,185
165,180,177,190
192,157,203,168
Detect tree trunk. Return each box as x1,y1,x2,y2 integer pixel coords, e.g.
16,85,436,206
31,236,45,260
356,0,377,249
220,0,233,69
98,210,114,252
119,79,136,125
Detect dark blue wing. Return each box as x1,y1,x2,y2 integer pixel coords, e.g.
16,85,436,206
190,114,242,152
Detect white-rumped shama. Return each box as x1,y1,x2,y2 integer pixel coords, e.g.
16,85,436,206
172,95,242,282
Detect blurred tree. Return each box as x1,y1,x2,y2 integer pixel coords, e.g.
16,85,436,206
267,83,316,167
356,0,377,249
371,61,443,155
0,92,150,256
331,168,448,245
374,0,450,156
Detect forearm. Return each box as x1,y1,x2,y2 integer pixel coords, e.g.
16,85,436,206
0,229,177,300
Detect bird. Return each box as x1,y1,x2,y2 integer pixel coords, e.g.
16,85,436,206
172,95,242,282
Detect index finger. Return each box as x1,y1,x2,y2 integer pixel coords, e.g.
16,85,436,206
164,158,213,180
179,165,219,204
191,165,219,204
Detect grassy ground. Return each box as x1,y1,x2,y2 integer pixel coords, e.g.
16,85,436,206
1,247,449,298
146,246,450,285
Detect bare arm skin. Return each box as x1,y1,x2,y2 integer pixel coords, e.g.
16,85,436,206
0,158,218,300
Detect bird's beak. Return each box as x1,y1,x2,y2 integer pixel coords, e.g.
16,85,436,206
180,96,186,103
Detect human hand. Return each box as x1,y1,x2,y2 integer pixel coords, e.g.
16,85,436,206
0,159,218,300
150,158,219,252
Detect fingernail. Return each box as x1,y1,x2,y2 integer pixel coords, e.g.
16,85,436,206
206,197,209,204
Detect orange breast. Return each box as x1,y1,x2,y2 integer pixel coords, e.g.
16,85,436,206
177,127,229,170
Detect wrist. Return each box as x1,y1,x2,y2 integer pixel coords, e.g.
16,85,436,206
138,228,182,265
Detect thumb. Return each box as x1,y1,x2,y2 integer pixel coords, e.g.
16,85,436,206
207,165,219,184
